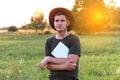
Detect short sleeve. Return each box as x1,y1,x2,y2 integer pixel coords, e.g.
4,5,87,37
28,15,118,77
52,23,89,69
45,39,51,56
69,35,81,57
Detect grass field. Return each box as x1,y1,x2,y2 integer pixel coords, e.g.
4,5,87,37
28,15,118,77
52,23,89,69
0,32,120,80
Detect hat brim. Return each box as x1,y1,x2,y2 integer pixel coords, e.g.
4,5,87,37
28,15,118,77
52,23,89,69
49,7,74,31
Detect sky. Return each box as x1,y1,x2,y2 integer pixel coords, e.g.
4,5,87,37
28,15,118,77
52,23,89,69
0,0,120,28
104,0,120,7
0,0,74,28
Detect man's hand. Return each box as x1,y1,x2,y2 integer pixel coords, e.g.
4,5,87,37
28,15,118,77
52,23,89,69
39,56,50,69
62,60,76,71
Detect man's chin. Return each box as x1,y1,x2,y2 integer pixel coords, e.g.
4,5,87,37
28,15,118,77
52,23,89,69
56,30,63,32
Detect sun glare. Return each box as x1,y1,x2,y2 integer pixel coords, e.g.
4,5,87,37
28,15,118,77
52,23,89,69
96,14,101,19
93,12,103,24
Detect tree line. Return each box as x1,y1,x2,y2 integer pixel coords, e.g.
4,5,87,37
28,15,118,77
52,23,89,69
72,0,120,34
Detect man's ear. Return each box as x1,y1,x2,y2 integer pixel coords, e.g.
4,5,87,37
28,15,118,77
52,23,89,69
67,21,70,26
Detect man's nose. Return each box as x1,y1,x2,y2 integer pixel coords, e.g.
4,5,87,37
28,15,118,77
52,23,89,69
57,21,62,24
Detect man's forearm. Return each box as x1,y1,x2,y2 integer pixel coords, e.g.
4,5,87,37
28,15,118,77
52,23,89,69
46,60,76,71
48,57,68,64
46,63,64,70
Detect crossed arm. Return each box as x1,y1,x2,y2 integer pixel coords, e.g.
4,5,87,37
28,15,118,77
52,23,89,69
39,54,79,71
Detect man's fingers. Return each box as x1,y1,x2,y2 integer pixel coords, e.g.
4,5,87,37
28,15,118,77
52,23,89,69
68,60,75,63
39,64,45,70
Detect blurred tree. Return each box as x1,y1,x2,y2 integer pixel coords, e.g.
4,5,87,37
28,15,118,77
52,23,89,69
31,9,46,32
8,25,18,32
22,23,34,29
41,20,48,31
103,0,120,32
72,0,109,34
116,8,120,24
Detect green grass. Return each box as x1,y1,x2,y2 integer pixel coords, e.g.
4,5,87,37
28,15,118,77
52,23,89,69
0,32,120,80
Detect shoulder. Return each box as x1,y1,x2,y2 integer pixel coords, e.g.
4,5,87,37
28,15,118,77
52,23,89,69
46,36,55,43
69,34,80,40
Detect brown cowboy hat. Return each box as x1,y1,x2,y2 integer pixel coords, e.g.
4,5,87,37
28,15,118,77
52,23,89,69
49,7,74,31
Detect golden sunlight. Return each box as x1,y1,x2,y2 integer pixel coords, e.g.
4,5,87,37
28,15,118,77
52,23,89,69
85,8,107,32
90,9,104,24
95,13,102,21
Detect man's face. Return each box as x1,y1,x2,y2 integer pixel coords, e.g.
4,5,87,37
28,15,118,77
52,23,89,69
54,15,69,32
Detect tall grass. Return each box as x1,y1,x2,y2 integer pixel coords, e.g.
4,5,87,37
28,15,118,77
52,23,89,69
0,32,120,80
79,35,120,80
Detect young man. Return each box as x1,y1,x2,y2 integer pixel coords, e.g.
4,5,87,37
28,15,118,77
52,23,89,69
39,7,81,80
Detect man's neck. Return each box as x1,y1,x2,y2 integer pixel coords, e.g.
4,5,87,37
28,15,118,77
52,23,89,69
56,31,69,39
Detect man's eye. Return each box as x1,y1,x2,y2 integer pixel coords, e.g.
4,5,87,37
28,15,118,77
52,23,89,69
61,20,65,22
55,19,65,22
55,20,59,22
